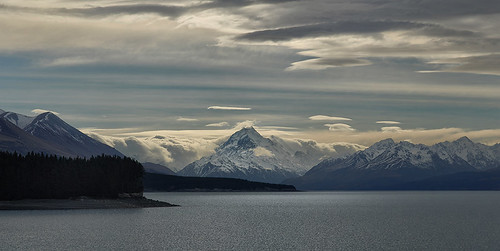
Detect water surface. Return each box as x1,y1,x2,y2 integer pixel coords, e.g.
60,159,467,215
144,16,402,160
1,191,499,250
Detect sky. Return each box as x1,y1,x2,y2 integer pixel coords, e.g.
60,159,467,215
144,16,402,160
1,0,500,155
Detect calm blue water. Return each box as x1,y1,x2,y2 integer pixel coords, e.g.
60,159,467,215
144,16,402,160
1,191,499,250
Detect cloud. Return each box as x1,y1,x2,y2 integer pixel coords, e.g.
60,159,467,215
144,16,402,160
84,124,500,173
208,106,252,111
31,109,60,115
305,127,500,146
287,57,371,70
253,146,275,157
309,115,352,121
86,124,366,171
233,120,257,130
86,133,174,166
39,56,97,67
64,4,186,18
237,21,432,42
381,126,403,133
206,121,230,127
434,54,500,76
176,117,199,122
86,132,221,171
376,121,401,125
324,123,356,132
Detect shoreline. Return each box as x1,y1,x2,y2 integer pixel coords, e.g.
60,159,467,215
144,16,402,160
0,197,179,210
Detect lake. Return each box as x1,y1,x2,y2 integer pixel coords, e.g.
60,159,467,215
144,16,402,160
1,191,499,250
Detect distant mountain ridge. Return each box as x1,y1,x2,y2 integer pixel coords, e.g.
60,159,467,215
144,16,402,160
178,127,361,183
285,137,500,190
0,110,123,158
142,162,177,175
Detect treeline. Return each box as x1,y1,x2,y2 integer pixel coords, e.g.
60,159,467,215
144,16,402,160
0,151,144,200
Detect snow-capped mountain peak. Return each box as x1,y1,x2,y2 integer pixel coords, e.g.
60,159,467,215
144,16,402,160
286,137,500,190
179,127,360,183
23,112,123,157
221,126,271,150
362,138,396,160
431,136,498,170
455,136,473,144
310,137,499,174
0,111,35,129
26,112,77,139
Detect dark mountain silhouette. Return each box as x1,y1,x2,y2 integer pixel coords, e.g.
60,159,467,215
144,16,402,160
143,173,296,192
142,162,177,175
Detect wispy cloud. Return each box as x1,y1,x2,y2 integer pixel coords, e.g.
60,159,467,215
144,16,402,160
237,21,434,42
176,117,199,122
376,121,401,125
324,123,356,132
287,58,371,71
208,106,252,111
39,56,96,67
381,126,403,133
309,115,352,121
206,121,230,127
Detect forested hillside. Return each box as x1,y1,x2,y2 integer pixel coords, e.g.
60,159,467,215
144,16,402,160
0,152,143,200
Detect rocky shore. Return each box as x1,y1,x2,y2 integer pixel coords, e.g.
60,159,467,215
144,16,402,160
0,197,178,210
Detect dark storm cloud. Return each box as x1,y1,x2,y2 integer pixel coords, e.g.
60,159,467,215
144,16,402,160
198,0,297,9
238,21,422,41
64,4,186,18
0,4,186,18
383,0,500,19
0,0,297,19
62,0,297,18
237,21,475,41
243,0,500,30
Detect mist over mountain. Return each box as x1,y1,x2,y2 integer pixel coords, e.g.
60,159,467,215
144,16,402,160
87,127,365,173
285,137,500,190
178,127,361,183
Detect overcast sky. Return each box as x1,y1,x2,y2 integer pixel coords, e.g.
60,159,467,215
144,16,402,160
1,0,499,147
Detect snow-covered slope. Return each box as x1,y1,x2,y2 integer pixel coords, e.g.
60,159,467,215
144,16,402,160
286,137,500,190
0,117,73,156
23,112,123,158
178,127,361,183
0,112,35,129
432,137,499,170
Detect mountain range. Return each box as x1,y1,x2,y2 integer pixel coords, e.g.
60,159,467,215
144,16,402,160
285,137,500,190
2,108,499,190
178,127,361,183
0,110,123,158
